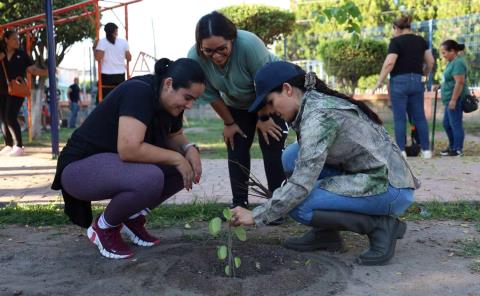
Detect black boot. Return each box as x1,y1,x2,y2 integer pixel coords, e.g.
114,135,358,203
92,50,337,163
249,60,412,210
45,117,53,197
283,228,344,252
311,210,407,266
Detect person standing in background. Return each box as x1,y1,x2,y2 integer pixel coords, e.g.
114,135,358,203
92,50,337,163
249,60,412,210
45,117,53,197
439,40,468,157
94,22,131,104
0,30,48,157
68,77,81,128
374,15,435,159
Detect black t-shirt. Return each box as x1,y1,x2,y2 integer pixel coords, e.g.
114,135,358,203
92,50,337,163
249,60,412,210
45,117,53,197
69,74,182,154
68,84,81,103
388,34,428,77
0,49,34,95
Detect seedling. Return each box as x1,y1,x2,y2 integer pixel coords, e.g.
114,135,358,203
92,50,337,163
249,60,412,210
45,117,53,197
208,208,247,277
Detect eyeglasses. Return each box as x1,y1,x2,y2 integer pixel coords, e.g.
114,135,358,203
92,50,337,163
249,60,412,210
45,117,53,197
201,43,230,57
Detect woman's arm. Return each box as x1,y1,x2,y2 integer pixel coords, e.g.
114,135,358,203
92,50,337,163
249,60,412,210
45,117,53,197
125,50,132,62
166,130,202,183
117,116,195,189
374,53,398,90
449,74,465,110
210,99,246,150
423,49,435,77
117,116,183,165
26,65,48,76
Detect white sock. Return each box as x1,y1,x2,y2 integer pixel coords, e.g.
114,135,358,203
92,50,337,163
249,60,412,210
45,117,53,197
98,213,115,229
128,208,150,220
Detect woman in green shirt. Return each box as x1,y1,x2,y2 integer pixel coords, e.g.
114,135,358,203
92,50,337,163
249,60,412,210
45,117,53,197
439,40,468,156
188,11,287,210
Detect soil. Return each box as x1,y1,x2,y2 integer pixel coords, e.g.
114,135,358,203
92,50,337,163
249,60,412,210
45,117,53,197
0,220,479,296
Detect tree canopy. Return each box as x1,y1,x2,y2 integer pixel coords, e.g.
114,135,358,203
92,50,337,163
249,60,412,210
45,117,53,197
219,4,295,46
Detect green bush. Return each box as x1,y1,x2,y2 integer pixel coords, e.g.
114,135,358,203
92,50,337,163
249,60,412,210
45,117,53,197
319,38,387,94
219,4,295,45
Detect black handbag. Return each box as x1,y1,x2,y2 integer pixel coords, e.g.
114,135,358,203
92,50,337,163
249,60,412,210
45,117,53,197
462,92,478,113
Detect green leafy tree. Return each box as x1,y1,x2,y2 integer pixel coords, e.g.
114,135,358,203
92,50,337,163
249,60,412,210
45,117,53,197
0,0,95,138
319,38,387,95
219,4,295,46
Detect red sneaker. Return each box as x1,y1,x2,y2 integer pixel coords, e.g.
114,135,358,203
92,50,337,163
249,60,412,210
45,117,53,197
122,215,160,247
87,217,133,259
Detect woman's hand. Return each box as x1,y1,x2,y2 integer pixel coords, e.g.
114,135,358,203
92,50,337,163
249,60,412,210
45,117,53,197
448,99,457,110
231,206,255,226
184,147,202,184
256,118,283,145
223,123,246,151
173,153,195,190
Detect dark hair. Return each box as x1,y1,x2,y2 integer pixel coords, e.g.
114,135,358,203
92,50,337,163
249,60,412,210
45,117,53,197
195,11,237,58
153,58,206,94
104,22,118,45
1,30,17,51
393,15,413,30
441,39,465,52
270,67,383,125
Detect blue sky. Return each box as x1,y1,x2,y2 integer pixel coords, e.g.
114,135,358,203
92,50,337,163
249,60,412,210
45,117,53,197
61,0,290,73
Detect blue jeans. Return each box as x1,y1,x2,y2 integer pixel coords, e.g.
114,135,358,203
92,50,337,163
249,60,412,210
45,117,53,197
390,73,430,151
442,99,464,151
69,102,79,128
282,142,415,225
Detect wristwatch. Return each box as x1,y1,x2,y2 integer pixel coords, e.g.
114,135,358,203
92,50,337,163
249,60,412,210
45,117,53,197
183,143,199,154
259,115,270,122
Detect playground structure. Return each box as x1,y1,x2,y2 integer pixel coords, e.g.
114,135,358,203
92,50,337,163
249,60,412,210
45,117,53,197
0,0,141,157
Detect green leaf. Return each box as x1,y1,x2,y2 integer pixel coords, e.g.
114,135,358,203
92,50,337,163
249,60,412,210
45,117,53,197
208,217,222,236
233,227,247,241
225,265,231,276
223,208,233,221
217,245,227,260
234,257,241,268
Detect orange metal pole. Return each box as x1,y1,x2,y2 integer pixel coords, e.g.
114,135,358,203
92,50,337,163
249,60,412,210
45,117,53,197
26,33,33,142
125,5,130,79
94,0,103,102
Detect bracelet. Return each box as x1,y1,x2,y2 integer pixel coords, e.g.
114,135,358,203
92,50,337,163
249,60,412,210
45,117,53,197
183,143,199,154
224,121,235,126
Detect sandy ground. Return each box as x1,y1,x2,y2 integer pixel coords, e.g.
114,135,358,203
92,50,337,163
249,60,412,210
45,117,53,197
0,220,479,296
1,147,480,205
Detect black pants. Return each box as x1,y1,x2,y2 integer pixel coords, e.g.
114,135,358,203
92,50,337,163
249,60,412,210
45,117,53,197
227,107,287,205
96,73,125,104
0,93,24,147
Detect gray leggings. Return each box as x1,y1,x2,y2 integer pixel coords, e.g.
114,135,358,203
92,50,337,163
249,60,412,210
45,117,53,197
61,153,183,225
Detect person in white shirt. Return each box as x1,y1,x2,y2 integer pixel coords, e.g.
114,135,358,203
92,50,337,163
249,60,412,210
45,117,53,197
94,22,132,104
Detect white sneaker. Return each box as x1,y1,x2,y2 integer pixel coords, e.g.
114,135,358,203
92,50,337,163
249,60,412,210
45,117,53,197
0,146,13,155
8,146,25,157
421,150,432,159
401,151,407,159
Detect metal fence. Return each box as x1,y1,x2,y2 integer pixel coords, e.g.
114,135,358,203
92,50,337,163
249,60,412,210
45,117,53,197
292,13,480,89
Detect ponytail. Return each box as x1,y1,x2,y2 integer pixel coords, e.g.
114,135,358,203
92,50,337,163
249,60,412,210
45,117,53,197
153,58,206,95
441,39,465,52
393,15,413,30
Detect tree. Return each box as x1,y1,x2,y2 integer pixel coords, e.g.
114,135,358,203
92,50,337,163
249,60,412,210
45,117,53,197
0,0,95,138
319,38,387,95
218,4,295,46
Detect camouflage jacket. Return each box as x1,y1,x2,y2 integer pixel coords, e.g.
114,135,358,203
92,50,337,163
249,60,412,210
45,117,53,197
252,90,420,226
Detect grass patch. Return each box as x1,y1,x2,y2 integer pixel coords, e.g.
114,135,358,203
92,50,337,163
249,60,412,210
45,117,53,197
1,201,479,227
0,202,227,227
403,201,480,221
457,238,480,273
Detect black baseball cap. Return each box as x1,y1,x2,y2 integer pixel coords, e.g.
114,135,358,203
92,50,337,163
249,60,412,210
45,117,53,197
249,61,305,113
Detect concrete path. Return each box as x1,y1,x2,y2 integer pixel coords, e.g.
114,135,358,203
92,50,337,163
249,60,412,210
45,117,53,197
1,147,480,205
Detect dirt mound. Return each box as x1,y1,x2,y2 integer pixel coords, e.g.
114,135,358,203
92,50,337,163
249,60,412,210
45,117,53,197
164,242,350,296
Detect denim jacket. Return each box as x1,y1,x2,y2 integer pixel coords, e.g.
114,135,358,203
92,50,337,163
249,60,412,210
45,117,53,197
252,90,420,226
